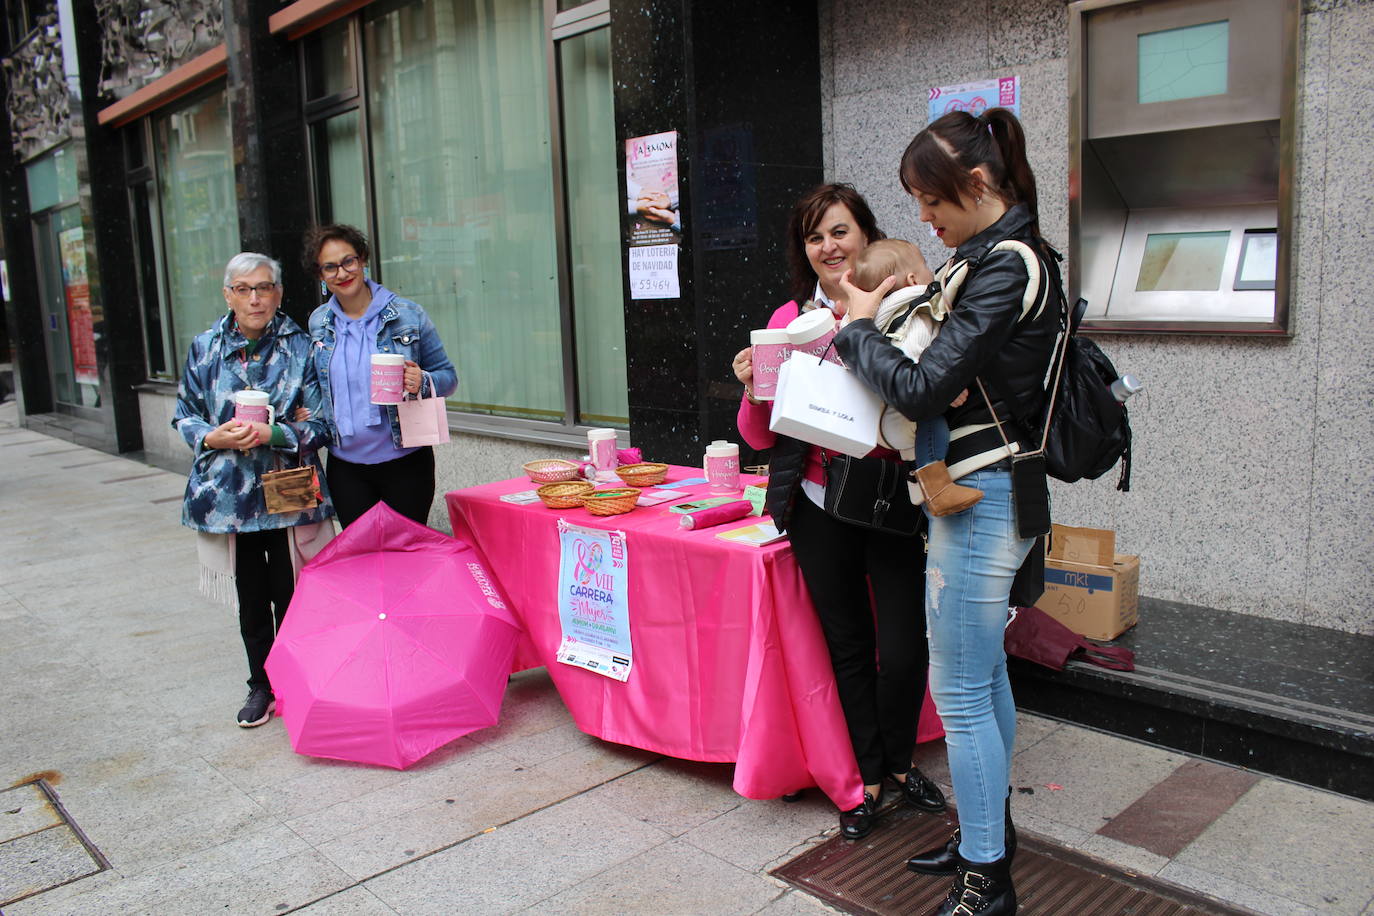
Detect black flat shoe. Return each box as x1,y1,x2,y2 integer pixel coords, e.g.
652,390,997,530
890,766,946,813
838,790,880,840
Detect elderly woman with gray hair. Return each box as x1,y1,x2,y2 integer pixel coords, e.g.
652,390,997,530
173,252,335,728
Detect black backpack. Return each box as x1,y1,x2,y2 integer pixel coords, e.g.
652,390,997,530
976,243,1133,491
1042,294,1133,490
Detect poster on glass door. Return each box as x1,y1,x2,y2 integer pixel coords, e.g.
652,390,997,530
625,130,681,299
58,227,99,386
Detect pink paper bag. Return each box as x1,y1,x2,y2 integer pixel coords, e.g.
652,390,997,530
398,378,451,447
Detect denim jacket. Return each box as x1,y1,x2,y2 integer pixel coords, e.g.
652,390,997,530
173,312,334,534
307,286,457,449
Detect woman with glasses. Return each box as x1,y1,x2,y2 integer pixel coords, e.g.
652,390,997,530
174,252,335,727
303,224,457,528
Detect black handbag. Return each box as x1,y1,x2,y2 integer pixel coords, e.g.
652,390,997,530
820,450,921,537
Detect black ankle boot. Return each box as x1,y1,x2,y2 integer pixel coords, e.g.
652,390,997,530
907,798,1016,876
931,853,1016,915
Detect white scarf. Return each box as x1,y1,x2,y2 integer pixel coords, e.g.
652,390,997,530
195,521,338,610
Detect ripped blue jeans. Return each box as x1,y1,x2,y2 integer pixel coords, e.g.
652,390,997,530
924,467,1033,864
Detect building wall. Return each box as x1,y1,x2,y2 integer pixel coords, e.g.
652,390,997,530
819,0,1374,634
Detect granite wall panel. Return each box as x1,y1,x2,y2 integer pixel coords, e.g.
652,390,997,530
820,0,1373,634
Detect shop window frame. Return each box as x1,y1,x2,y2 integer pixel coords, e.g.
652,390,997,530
296,0,627,449
123,81,235,380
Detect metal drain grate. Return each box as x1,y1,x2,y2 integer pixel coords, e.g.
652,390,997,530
772,805,1257,915
0,778,108,907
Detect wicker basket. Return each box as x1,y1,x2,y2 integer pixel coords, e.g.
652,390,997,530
523,459,584,484
581,487,641,516
614,462,669,487
536,481,594,508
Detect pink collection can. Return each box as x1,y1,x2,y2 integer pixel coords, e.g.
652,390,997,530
704,440,741,493
587,428,618,481
748,329,791,400
370,354,406,404
232,389,275,425
786,309,843,365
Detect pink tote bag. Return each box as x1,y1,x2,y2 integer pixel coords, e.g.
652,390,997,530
398,377,451,447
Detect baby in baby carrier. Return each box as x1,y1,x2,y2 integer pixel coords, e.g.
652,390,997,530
849,239,982,516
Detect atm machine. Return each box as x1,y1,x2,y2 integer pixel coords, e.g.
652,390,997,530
1068,0,1299,334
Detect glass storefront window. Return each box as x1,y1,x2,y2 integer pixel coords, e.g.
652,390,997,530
313,111,368,229
304,18,356,100
154,90,240,368
559,26,627,427
364,0,564,422
25,146,77,212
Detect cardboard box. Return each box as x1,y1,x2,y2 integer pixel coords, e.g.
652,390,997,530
1041,524,1139,640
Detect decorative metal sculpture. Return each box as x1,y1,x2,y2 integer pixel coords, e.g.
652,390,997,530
94,0,223,100
1,6,70,159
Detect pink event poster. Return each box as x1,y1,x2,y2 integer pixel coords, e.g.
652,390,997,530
625,130,681,299
927,76,1020,123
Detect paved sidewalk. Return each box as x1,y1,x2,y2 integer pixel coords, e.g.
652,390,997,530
2,403,1372,915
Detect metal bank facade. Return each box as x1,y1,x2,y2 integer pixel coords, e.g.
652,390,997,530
1,0,1370,648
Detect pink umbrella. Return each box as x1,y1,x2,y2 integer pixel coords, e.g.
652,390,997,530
265,502,521,769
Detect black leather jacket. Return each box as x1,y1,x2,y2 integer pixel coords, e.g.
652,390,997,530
834,204,1061,458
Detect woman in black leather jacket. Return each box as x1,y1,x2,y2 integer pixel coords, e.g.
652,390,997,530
732,184,944,841
835,109,1060,916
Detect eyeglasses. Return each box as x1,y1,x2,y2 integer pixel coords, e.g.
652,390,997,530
319,254,361,278
227,282,279,298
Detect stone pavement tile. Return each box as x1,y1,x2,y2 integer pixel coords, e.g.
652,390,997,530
1008,725,1186,834
533,837,785,914
1169,779,1374,915
1008,809,1093,849
247,755,420,822
463,669,578,753
204,727,369,802
363,791,672,915
1011,711,1063,756
284,746,507,848
491,722,611,770
316,739,658,880
679,791,835,873
1156,862,1316,916
0,784,63,842
0,825,101,907
582,757,744,837
1097,758,1261,858
3,821,326,915
752,888,845,914
56,762,272,875
1076,832,1169,877
294,885,400,914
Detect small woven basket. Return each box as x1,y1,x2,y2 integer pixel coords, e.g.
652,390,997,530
582,487,641,516
523,459,584,484
537,481,594,508
614,462,669,487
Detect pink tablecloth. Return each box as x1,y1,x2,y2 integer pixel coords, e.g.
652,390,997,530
446,467,942,811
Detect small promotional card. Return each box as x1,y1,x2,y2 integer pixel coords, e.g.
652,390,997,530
656,477,707,489
500,489,542,505
668,496,740,515
715,522,788,547
635,488,687,506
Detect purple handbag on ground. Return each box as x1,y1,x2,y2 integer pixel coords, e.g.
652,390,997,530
1005,605,1135,672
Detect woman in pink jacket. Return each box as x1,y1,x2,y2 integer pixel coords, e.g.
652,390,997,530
730,184,943,839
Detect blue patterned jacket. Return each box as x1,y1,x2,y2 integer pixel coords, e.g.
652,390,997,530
173,311,335,533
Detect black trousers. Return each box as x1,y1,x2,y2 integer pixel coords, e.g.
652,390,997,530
786,494,930,787
235,528,294,690
326,447,436,528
